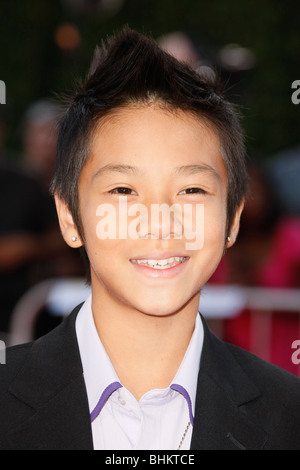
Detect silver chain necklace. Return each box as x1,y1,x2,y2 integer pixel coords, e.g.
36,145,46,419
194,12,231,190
177,421,191,450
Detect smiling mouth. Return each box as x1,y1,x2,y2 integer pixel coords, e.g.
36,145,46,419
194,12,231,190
130,256,187,269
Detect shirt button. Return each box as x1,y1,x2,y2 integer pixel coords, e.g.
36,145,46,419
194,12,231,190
118,395,126,406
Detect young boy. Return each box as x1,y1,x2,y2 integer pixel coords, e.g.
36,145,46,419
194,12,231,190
1,27,300,451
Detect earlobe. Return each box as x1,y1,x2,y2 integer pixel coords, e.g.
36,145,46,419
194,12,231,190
54,193,83,248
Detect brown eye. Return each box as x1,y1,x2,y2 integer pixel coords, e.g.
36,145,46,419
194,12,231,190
109,187,137,195
179,188,207,195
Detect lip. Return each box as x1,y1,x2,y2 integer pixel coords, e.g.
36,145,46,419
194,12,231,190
130,252,190,279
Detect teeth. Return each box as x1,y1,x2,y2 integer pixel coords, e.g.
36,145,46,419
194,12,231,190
131,256,186,269
157,259,169,266
148,259,158,266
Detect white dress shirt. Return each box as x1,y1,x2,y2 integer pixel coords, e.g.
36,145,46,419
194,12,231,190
75,295,204,450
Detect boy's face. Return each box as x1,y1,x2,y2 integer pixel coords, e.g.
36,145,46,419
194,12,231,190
58,105,242,317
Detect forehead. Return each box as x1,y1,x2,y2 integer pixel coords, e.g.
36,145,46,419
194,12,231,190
84,104,227,182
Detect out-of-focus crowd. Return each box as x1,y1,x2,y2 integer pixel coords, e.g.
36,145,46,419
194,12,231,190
0,100,85,342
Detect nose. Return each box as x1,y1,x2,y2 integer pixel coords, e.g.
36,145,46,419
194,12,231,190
135,199,184,240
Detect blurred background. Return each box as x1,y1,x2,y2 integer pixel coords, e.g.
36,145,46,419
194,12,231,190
0,0,299,374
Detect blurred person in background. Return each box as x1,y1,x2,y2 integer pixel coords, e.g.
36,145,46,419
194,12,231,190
157,30,216,82
157,31,200,68
267,145,300,217
210,162,300,374
0,108,56,340
0,102,83,341
20,99,85,281
21,99,62,193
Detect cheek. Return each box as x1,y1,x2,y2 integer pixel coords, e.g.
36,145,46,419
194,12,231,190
190,206,227,285
87,238,129,288
205,211,227,241
79,203,132,269
201,200,227,244
197,202,227,270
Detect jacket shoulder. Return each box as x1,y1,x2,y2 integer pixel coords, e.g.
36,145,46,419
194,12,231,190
0,306,85,449
227,341,300,392
197,318,300,450
0,342,33,388
0,304,81,389
226,341,300,449
0,343,35,446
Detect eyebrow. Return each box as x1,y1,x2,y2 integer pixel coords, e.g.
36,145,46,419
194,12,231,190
174,164,221,181
92,163,220,181
92,164,141,180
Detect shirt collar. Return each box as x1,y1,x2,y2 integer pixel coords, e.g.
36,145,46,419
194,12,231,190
170,313,204,425
75,295,121,416
75,295,204,424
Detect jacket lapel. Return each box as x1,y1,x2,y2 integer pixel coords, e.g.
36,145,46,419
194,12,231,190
191,317,269,450
7,306,94,450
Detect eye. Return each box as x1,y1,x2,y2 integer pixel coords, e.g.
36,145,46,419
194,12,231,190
178,187,207,195
109,187,137,195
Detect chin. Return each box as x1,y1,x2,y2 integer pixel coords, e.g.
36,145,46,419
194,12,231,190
141,309,182,319
135,296,193,318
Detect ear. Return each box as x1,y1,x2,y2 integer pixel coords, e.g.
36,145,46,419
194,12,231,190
226,199,245,248
54,193,83,248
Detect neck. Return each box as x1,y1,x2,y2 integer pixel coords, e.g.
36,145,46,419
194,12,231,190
91,290,199,401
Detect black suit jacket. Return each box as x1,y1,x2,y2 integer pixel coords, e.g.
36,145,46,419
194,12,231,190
1,305,300,450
